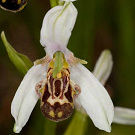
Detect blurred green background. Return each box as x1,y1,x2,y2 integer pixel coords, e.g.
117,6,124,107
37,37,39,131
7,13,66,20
0,0,135,134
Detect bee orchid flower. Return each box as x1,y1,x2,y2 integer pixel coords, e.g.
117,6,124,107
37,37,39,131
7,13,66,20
11,0,114,133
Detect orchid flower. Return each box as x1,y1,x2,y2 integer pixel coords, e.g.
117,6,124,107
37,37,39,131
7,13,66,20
11,0,114,133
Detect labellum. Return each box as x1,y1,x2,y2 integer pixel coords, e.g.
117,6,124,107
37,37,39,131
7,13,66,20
35,51,81,121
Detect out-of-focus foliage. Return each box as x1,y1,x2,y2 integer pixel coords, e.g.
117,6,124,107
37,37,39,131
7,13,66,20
64,111,88,135
0,0,135,135
1,31,33,75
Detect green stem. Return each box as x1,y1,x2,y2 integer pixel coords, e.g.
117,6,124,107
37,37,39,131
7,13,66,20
44,119,57,135
64,110,88,135
50,0,65,8
50,0,58,8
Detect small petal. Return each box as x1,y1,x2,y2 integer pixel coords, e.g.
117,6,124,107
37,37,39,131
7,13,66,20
11,65,47,133
40,2,77,55
113,107,135,125
93,50,113,85
70,64,114,132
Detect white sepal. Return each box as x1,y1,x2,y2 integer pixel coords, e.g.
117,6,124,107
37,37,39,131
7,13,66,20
40,2,77,55
70,64,114,132
93,50,113,85
113,107,135,125
11,65,47,133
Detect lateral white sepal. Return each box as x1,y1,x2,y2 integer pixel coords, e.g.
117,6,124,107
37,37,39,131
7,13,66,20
70,64,114,132
11,65,47,133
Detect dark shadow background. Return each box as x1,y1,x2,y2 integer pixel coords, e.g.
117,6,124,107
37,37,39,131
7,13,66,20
0,0,135,134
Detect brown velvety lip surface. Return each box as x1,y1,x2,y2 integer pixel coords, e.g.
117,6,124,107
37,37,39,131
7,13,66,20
0,0,27,12
41,102,74,122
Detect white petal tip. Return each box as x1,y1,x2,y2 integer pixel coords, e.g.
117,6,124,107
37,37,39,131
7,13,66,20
97,123,111,133
13,124,22,133
105,125,111,133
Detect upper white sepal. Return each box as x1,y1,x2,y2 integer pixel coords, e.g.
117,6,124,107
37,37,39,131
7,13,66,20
40,2,77,55
70,64,114,132
11,65,47,133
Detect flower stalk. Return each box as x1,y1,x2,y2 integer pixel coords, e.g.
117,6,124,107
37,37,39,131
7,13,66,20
64,110,88,135
44,119,57,135
50,0,65,7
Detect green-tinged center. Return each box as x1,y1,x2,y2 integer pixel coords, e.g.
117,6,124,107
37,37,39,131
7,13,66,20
49,51,69,78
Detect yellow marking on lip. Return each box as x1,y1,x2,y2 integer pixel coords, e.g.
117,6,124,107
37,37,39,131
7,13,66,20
41,101,44,106
40,87,45,95
57,111,63,118
49,111,55,118
63,59,69,68
2,0,6,3
18,0,22,4
57,72,62,78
